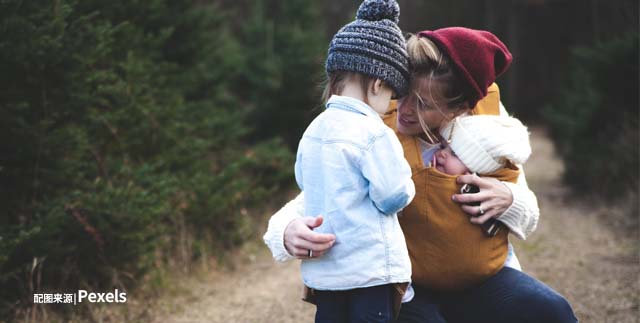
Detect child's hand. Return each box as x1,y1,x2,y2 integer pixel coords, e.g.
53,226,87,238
284,215,336,259
451,174,513,224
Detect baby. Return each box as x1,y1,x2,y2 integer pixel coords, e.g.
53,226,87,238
434,114,532,235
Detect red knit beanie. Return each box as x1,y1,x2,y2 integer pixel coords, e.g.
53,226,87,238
418,27,512,108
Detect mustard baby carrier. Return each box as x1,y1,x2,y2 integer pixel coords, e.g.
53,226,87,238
383,84,520,291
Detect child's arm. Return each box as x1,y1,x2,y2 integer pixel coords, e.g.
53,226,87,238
360,128,415,215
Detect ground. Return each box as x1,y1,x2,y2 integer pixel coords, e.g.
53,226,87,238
136,129,638,323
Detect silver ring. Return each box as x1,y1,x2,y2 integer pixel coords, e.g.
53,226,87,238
478,205,485,215
308,249,313,258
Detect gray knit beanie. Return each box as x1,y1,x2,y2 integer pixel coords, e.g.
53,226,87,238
326,0,410,97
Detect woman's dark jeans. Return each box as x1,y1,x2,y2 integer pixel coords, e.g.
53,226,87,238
396,267,578,323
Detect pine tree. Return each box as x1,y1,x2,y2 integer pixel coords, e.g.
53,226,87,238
0,0,323,318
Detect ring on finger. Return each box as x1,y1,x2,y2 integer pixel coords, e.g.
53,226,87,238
478,205,485,215
307,249,313,258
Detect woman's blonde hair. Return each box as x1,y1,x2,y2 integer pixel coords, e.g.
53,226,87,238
406,34,471,142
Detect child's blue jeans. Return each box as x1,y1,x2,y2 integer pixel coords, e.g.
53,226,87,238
314,284,395,323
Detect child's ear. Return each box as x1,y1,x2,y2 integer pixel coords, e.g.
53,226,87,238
371,79,385,95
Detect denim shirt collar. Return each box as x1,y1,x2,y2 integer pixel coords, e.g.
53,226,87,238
326,95,383,123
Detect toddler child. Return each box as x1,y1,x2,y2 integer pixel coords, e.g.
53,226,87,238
294,0,414,322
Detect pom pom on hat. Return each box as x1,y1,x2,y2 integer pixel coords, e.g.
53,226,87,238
356,0,400,23
419,27,512,108
439,115,531,174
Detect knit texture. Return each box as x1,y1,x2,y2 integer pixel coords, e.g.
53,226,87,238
326,0,410,97
439,115,531,174
419,27,512,108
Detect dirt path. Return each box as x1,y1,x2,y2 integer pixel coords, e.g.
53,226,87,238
148,129,639,323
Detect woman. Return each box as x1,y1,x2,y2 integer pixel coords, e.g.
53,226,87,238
264,27,577,323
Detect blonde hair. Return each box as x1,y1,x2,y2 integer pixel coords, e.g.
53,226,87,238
321,71,376,105
406,34,471,142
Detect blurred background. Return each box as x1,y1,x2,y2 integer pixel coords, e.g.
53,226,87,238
0,0,637,322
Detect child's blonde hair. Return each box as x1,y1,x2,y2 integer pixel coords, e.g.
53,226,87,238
321,71,378,105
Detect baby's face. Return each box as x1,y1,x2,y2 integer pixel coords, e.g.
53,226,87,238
434,145,470,175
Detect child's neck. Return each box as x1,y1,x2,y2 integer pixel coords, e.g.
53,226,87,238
339,82,366,103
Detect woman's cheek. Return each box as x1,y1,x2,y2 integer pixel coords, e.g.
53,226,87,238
422,110,444,130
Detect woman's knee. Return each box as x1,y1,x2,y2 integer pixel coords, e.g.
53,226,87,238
525,288,577,323
498,269,577,323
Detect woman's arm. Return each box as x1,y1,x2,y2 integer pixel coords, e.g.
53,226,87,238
451,171,539,240
495,101,539,239
262,192,336,261
496,167,539,240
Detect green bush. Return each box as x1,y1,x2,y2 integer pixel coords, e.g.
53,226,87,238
235,0,327,148
543,33,639,201
0,0,323,318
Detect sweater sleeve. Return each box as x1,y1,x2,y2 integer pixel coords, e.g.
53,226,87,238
496,101,540,240
262,192,305,262
497,166,540,240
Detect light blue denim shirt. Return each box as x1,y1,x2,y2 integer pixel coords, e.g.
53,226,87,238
295,95,415,291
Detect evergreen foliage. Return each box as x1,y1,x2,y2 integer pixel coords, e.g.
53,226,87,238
0,0,324,317
543,33,639,201
237,0,327,148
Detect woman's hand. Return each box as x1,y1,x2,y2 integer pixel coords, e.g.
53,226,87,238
284,215,336,259
452,174,513,224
